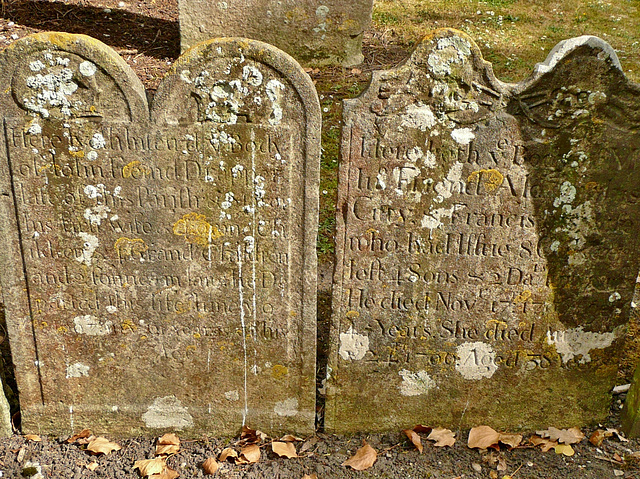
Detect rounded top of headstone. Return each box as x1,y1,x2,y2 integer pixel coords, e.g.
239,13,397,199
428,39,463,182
151,37,320,129
0,32,148,121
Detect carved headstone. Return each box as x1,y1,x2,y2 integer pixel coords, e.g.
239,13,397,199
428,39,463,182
0,33,320,436
178,0,372,67
326,29,640,432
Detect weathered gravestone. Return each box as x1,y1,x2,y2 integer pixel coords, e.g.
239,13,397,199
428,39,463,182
179,0,372,67
0,33,320,436
326,28,640,432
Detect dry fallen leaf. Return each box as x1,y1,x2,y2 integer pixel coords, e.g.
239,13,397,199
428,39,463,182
67,429,93,444
529,435,557,452
150,466,179,479
241,426,267,444
219,447,238,462
24,434,41,442
238,444,261,464
554,444,575,456
404,429,423,453
468,426,501,449
155,433,180,456
497,433,522,449
536,427,584,445
86,437,122,455
427,427,456,447
280,434,303,442
342,441,377,471
134,457,166,477
86,462,99,471
608,428,629,443
16,446,26,463
589,429,612,447
302,474,318,479
202,457,219,475
272,441,298,458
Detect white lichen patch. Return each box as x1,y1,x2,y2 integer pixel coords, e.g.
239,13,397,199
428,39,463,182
266,79,285,125
79,61,97,77
77,232,99,266
451,128,475,145
84,204,111,226
398,369,436,396
562,201,595,249
66,362,90,378
224,390,239,401
338,326,369,361
421,204,464,230
400,104,438,131
242,65,263,87
547,327,618,364
455,341,498,380
427,35,472,78
73,315,112,336
274,398,298,417
142,396,194,430
90,132,106,149
609,292,622,302
553,181,576,207
434,161,465,201
86,150,98,161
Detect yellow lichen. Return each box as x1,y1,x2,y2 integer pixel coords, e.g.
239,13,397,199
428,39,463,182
272,364,289,379
173,213,223,246
467,168,504,192
122,160,150,179
114,237,148,259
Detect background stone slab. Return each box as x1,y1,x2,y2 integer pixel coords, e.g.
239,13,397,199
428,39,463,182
178,0,372,67
0,33,320,436
326,28,640,433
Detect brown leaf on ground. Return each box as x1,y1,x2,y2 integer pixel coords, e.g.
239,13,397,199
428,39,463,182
529,435,558,452
201,457,219,475
412,425,432,434
155,433,180,456
150,466,179,479
608,428,629,443
403,429,423,453
589,429,612,447
272,441,298,458
342,441,377,471
302,474,318,479
67,429,93,444
280,434,303,442
238,444,261,464
554,444,575,456
24,434,41,442
536,427,584,445
219,447,238,462
427,427,456,447
134,457,166,477
241,426,267,444
86,462,99,471
86,437,122,455
468,426,501,449
497,433,523,449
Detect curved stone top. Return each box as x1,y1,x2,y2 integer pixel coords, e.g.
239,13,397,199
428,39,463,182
0,32,149,121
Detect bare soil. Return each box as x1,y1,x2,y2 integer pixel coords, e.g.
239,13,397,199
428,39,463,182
1,0,640,477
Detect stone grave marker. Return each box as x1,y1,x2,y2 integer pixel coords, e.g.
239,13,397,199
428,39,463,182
178,0,372,67
326,28,640,432
0,33,320,436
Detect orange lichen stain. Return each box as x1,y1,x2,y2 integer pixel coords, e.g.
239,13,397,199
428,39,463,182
272,365,289,379
121,319,137,332
122,160,151,178
289,311,297,317
193,333,202,339
514,290,532,303
346,310,360,319
467,169,504,192
114,237,148,259
173,213,223,246
174,301,192,314
140,335,148,340
186,345,197,352
486,319,508,328
57,326,68,333
68,149,85,158
40,321,48,328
